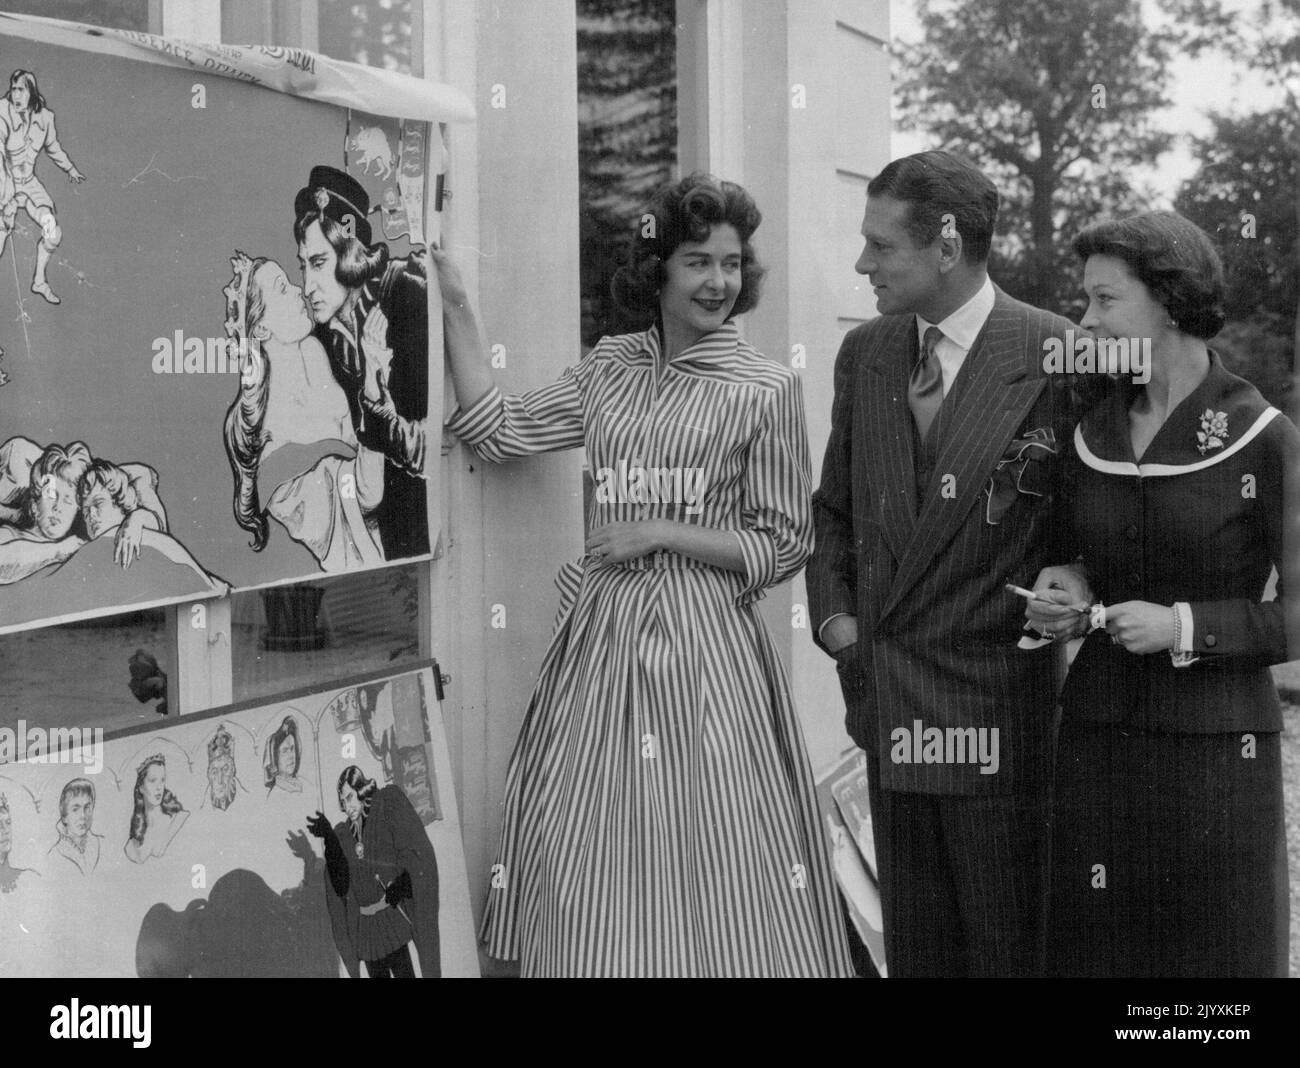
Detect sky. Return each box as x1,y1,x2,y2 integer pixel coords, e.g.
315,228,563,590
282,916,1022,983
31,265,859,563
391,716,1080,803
889,0,1287,204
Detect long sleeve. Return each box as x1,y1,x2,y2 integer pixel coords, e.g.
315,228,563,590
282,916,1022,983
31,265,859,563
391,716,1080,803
39,112,76,174
444,348,598,463
1186,415,1300,664
321,821,360,977
807,332,860,652
361,391,426,477
731,369,814,607
382,787,441,978
321,824,351,898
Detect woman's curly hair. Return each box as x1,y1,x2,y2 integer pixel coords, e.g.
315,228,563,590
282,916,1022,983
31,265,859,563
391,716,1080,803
1073,211,1226,340
610,172,765,328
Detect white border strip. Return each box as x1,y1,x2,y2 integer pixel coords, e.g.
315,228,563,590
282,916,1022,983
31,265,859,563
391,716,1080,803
1074,407,1281,477
0,12,475,123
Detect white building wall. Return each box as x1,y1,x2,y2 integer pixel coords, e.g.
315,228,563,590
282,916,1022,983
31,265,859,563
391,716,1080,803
678,0,892,775
427,0,584,973
429,0,891,973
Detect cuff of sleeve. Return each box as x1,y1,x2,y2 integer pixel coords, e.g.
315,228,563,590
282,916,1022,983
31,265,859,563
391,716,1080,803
444,385,504,447
818,613,850,646
1170,601,1199,668
1174,602,1194,652
733,529,777,605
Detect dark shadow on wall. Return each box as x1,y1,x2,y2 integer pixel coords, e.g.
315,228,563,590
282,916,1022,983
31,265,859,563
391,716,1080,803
135,833,337,977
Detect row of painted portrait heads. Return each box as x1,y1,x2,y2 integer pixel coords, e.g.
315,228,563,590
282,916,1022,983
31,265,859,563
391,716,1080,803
615,156,1228,341
0,759,382,858
210,699,391,810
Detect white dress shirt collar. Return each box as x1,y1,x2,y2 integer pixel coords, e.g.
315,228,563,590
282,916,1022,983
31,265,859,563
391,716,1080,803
914,276,996,395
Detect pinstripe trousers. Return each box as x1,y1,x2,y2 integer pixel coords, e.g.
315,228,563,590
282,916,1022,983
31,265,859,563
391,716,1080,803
858,741,1051,977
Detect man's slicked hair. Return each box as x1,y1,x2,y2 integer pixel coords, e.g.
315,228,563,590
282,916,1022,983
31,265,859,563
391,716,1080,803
867,150,999,266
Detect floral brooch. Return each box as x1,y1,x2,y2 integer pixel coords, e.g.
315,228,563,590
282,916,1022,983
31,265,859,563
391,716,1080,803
1196,409,1228,455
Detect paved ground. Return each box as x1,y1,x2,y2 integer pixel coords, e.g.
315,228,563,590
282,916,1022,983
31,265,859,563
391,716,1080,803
1281,696,1300,976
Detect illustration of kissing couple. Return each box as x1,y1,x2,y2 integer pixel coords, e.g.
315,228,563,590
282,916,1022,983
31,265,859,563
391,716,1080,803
222,166,429,572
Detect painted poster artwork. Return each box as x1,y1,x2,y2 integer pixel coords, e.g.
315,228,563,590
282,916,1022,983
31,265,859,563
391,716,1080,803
0,664,476,977
0,29,435,635
816,750,887,976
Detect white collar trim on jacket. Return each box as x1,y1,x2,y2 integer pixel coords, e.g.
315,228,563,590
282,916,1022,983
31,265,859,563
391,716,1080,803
1074,406,1280,477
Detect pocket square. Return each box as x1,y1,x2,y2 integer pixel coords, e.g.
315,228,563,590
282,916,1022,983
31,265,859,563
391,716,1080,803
985,427,1057,526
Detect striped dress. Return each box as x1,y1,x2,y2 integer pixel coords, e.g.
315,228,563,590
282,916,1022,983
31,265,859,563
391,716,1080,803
448,322,853,977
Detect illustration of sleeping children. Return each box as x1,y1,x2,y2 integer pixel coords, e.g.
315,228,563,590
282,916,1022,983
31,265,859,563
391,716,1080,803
0,440,165,583
0,439,226,594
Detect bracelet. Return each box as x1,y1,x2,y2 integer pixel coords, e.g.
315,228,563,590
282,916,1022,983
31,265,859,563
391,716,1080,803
1087,602,1106,634
1169,603,1199,668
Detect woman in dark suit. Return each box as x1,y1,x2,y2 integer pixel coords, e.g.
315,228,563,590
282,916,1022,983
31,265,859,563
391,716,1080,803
1029,211,1298,977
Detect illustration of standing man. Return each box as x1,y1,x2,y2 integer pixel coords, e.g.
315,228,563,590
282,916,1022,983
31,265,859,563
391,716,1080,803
807,151,1086,977
293,165,429,560
0,70,85,305
48,778,104,875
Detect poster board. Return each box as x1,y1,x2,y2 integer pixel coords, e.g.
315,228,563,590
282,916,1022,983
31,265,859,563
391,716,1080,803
817,748,887,976
0,662,478,977
0,15,471,634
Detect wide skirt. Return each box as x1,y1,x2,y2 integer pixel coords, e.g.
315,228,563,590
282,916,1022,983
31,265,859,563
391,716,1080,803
1047,719,1286,977
479,560,853,977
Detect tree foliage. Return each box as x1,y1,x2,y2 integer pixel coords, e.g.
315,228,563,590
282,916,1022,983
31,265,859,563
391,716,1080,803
1177,109,1298,324
577,0,676,344
895,0,1176,315
1165,0,1300,384
317,0,412,73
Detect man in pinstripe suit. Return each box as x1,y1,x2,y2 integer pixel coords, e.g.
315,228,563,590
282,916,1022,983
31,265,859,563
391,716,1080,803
807,151,1089,977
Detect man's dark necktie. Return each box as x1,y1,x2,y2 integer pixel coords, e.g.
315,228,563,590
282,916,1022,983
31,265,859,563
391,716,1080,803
909,325,945,441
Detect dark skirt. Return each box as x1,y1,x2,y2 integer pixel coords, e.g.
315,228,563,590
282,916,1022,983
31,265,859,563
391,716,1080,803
1047,719,1287,978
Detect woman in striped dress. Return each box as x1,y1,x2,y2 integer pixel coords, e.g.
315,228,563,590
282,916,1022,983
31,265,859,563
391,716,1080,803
437,173,852,976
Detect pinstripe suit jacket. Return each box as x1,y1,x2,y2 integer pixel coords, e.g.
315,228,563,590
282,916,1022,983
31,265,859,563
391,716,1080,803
808,287,1078,795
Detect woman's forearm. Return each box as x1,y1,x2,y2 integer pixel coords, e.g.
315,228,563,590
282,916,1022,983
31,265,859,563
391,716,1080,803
656,520,747,574
444,303,496,413
354,443,386,512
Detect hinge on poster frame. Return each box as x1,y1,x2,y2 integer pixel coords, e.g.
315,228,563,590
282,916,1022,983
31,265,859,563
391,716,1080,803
431,659,451,701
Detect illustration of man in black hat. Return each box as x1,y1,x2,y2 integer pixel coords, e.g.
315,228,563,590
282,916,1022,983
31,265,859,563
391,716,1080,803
293,165,429,560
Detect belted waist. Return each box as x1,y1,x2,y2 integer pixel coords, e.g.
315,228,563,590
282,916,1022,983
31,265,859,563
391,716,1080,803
595,549,714,573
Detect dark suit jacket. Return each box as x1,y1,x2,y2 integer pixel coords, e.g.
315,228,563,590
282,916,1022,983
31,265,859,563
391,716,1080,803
314,258,430,560
808,286,1081,795
1060,352,1300,734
